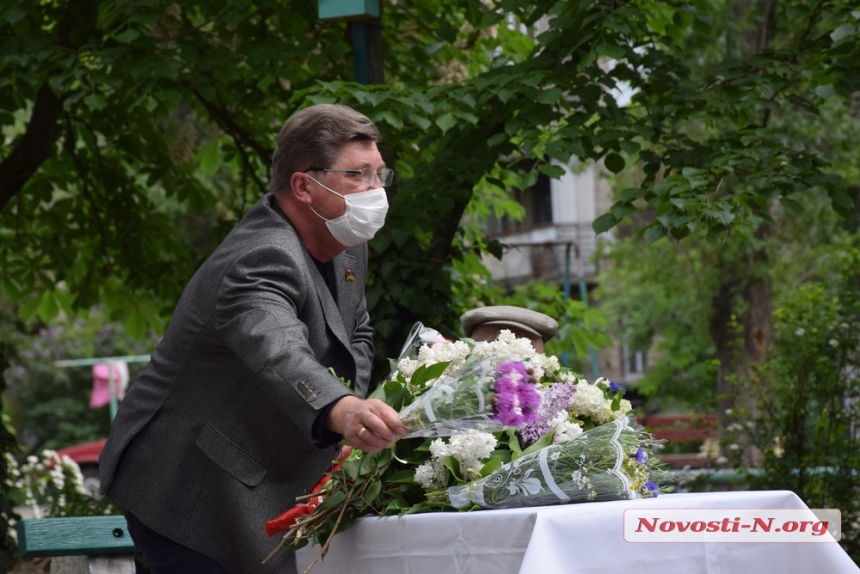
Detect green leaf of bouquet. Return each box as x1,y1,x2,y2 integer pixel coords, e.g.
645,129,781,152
386,469,418,483
505,430,522,455
519,431,555,457
364,478,382,502
320,490,347,508
409,361,452,388
369,449,393,475
367,379,393,400
383,497,412,512
442,455,463,480
492,449,512,465
402,502,431,515
336,516,357,532
284,537,310,554
382,379,403,394
384,385,411,410
479,455,504,477
342,458,365,480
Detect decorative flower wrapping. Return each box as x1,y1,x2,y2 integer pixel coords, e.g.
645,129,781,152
444,415,664,510
397,355,542,438
263,322,667,570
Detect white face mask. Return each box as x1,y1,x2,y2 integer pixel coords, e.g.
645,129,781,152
306,175,389,247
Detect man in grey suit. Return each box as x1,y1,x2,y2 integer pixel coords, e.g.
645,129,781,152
99,104,406,574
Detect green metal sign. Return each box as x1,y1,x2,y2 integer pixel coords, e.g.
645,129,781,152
318,0,380,21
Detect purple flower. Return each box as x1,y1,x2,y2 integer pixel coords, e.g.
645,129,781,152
645,481,659,497
635,447,647,464
609,380,625,395
517,381,576,447
492,361,541,427
496,360,530,381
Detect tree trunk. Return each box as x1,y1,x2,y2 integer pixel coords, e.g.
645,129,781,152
710,226,772,466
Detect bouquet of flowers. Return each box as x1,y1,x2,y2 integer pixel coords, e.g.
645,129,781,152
397,354,542,438
444,415,661,510
263,323,666,570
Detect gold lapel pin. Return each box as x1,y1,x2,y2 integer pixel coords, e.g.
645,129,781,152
345,268,356,282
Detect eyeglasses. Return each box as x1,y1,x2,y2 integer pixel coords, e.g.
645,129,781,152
305,167,395,187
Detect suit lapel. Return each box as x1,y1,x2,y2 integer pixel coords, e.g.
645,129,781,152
303,249,352,352
332,252,359,323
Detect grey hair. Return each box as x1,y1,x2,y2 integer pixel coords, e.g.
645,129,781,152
268,104,381,195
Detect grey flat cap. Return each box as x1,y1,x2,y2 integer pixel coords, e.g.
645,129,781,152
461,305,559,341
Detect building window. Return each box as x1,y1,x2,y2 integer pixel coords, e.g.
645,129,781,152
486,172,553,235
622,343,648,381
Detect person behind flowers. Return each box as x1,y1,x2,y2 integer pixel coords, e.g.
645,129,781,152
461,305,558,352
98,104,406,574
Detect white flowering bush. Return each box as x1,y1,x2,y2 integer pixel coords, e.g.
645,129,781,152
4,449,117,543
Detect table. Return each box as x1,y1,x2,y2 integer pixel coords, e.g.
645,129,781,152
286,490,859,574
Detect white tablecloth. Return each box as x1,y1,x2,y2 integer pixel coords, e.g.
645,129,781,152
286,490,858,574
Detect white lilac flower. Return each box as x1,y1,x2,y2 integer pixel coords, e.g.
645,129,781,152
447,431,497,478
414,460,446,489
470,330,549,378
402,339,472,386
556,370,579,384
418,339,471,370
428,437,450,459
553,417,584,444
419,431,498,485
568,383,609,419
396,357,420,380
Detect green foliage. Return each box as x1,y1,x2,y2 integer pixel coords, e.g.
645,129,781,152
4,0,858,362
595,237,719,410
593,0,860,412
601,0,860,242
1,307,157,454
726,237,860,561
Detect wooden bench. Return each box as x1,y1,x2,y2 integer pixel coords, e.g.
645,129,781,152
16,515,137,573
639,413,720,468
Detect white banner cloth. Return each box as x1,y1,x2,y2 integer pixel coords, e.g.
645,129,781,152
286,490,859,574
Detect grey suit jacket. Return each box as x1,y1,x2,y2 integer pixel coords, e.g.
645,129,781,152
99,193,374,574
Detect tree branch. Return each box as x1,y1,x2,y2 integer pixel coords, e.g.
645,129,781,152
190,87,272,165
0,83,63,212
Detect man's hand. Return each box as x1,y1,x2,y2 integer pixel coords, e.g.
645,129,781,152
325,396,407,452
